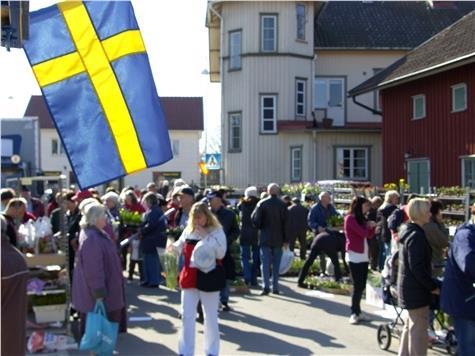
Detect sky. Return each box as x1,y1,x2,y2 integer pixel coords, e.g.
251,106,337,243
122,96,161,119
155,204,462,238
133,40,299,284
0,0,222,153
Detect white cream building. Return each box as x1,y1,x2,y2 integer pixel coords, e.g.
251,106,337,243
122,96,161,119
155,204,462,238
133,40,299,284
206,0,472,188
26,96,203,190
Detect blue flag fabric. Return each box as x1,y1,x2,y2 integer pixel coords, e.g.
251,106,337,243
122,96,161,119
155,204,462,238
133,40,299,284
23,1,173,189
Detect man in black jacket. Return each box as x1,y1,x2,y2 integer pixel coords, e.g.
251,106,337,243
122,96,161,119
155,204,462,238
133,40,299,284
287,198,309,260
209,191,240,311
251,183,289,295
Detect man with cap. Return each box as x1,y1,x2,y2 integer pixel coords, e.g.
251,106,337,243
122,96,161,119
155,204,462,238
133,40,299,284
20,185,45,219
0,188,15,211
208,190,240,311
2,198,28,247
251,183,289,295
175,187,195,228
146,182,158,194
287,197,309,260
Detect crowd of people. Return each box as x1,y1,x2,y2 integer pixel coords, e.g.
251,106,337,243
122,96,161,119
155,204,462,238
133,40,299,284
1,180,474,356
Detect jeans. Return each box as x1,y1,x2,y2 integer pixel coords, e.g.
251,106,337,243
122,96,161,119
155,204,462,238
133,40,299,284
453,317,475,356
260,246,283,292
378,240,390,271
219,279,230,304
349,262,368,315
143,253,162,286
241,244,260,285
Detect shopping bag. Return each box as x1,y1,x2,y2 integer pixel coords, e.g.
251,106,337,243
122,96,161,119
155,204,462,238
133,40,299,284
279,247,294,275
79,300,118,355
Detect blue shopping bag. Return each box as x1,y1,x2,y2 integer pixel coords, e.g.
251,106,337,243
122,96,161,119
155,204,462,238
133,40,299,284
80,300,119,355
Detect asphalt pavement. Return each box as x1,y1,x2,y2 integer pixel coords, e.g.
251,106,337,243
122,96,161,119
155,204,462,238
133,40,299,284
64,276,448,356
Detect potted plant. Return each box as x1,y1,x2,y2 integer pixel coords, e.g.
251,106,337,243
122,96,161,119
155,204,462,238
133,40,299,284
365,271,384,308
322,118,333,128
31,290,67,323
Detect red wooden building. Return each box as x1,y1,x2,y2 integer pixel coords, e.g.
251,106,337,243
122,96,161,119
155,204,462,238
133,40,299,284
350,10,475,193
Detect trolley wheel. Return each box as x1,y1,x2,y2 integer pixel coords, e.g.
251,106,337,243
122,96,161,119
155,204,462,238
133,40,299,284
445,330,457,355
377,324,392,350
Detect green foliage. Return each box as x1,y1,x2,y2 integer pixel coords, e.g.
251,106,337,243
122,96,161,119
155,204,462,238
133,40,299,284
367,270,382,288
287,257,320,275
119,208,142,225
326,215,344,227
437,186,467,197
31,292,67,306
162,253,178,290
304,276,351,292
166,226,184,240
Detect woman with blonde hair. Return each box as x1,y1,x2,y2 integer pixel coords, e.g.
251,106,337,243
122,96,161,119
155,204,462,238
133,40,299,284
170,202,227,356
397,198,439,356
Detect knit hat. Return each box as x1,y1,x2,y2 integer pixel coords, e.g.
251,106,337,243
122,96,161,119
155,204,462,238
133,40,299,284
244,186,258,198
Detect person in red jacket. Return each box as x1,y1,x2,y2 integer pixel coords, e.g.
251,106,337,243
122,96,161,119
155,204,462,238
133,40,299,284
344,196,376,324
170,202,227,356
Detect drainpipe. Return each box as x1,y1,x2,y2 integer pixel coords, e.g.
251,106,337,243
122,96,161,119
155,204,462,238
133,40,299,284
208,2,225,185
312,54,318,181
351,95,382,116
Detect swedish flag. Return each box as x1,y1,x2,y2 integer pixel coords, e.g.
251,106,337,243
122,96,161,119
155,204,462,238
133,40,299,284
23,1,173,189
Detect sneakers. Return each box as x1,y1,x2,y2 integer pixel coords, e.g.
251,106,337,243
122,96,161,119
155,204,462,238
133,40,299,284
349,314,359,324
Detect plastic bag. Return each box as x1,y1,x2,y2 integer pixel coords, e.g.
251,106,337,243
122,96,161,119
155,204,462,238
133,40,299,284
18,220,36,248
35,217,53,238
163,252,178,290
80,300,118,355
279,247,294,275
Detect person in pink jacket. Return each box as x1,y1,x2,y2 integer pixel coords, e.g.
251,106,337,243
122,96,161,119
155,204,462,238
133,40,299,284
344,196,376,324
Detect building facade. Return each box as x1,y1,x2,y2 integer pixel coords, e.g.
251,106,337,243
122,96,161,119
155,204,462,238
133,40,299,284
25,95,204,190
207,0,475,188
350,10,475,192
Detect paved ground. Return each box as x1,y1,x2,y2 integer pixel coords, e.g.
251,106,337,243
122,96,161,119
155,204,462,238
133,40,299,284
66,276,449,356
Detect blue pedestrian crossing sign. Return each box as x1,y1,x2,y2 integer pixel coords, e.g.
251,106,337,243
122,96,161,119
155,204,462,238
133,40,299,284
205,154,221,170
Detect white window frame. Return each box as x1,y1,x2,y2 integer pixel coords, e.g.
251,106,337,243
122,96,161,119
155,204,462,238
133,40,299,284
260,15,277,52
229,30,241,70
451,83,467,113
228,112,242,152
314,77,345,109
51,138,64,155
412,94,426,120
260,95,277,134
335,147,369,180
295,78,306,118
296,4,306,41
290,146,303,182
172,140,179,156
462,157,475,189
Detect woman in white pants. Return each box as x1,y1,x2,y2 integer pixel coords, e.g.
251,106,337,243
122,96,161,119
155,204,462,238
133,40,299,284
170,202,227,356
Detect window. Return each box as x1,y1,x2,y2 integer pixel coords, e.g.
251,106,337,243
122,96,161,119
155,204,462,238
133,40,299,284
51,138,64,155
295,78,306,117
452,83,467,112
296,4,306,40
314,78,344,109
412,94,426,119
1,138,13,157
462,158,475,189
336,147,368,180
260,95,277,133
408,159,430,194
261,15,277,52
229,30,241,70
228,112,242,152
373,68,383,111
291,146,303,182
172,140,179,156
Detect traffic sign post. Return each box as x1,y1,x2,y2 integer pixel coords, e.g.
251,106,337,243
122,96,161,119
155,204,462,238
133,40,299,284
205,153,221,170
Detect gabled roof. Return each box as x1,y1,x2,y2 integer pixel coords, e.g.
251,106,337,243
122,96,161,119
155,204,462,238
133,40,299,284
24,95,204,131
315,1,475,49
349,10,475,96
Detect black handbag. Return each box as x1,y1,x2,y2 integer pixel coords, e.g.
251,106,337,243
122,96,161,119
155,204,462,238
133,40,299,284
196,262,226,292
